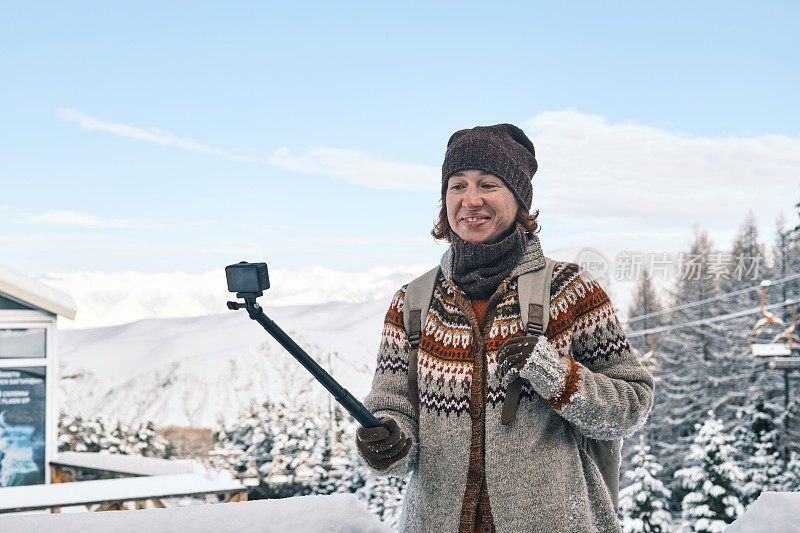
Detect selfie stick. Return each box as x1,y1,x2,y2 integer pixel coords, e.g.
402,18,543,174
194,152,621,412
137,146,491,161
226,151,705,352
227,296,382,429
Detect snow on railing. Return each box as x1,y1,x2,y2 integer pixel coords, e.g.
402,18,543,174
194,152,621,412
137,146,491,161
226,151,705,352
0,493,390,533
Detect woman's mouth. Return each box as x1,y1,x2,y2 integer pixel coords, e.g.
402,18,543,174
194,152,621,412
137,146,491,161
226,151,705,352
461,216,490,228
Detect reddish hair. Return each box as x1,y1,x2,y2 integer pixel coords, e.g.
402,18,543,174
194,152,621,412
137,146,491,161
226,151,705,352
430,197,540,243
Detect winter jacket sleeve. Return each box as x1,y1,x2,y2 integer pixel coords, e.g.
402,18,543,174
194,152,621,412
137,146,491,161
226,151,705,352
358,287,420,476
518,269,654,440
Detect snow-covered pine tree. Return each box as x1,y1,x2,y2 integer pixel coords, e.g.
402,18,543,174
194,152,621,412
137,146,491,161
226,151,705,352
58,411,173,458
212,399,407,527
213,400,334,498
648,227,727,510
773,210,800,325
734,393,785,505
782,450,800,491
626,267,666,331
625,266,666,382
675,410,744,532
356,472,407,529
618,433,672,533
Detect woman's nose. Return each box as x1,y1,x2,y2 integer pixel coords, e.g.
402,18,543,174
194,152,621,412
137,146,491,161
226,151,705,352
464,187,483,207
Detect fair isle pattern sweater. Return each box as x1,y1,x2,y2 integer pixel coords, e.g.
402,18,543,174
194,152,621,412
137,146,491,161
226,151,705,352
360,236,654,533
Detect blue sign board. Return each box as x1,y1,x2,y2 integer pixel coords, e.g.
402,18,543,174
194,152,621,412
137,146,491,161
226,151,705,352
0,367,46,487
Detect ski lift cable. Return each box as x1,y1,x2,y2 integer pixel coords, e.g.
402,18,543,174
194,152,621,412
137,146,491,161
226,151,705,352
626,297,800,338
623,271,800,325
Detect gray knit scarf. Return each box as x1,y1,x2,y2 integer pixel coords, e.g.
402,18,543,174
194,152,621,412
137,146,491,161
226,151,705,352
450,223,528,299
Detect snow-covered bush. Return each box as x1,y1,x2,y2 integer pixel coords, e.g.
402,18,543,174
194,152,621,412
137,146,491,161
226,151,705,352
675,410,744,532
618,433,672,532
58,410,173,458
212,400,407,528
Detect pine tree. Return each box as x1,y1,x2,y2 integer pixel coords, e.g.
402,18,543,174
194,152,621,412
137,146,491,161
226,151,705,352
734,394,784,505
782,450,800,491
675,410,744,532
356,473,408,529
649,227,725,508
618,433,672,532
212,400,407,527
626,267,665,360
627,268,665,328
773,209,800,325
58,411,173,458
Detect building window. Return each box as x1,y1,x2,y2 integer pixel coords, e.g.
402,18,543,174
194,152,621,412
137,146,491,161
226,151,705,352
0,329,46,359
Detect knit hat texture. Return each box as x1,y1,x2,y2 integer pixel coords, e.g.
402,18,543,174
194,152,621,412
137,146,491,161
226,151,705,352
441,123,538,210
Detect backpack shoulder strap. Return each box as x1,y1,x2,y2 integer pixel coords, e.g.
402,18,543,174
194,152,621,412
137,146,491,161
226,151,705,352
518,256,556,336
501,257,556,426
403,266,439,417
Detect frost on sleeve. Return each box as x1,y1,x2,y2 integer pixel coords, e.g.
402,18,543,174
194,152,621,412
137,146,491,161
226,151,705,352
359,287,419,475
519,268,654,440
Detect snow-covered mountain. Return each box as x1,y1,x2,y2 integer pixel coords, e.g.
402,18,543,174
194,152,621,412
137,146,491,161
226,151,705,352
58,300,388,429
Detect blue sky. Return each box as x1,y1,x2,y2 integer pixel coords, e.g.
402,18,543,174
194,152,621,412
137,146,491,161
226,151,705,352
2,1,799,278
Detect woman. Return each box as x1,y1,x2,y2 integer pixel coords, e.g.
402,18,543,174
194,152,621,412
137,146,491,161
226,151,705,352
356,124,654,533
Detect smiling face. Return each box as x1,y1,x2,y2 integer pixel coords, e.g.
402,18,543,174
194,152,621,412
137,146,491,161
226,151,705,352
445,169,519,244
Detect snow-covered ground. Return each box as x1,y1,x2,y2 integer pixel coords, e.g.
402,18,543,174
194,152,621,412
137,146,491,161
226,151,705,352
0,493,390,533
725,491,800,532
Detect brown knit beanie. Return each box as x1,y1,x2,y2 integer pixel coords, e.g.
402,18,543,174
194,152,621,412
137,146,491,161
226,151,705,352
441,123,538,210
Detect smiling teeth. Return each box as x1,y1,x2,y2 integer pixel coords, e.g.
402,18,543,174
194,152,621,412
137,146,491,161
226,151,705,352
465,217,485,222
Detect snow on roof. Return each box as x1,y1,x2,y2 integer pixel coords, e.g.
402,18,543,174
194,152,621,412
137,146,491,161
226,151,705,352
52,452,206,477
0,493,389,533
0,264,76,319
725,491,800,532
0,473,243,512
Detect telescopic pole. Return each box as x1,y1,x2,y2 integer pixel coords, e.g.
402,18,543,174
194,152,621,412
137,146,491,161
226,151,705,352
227,297,382,429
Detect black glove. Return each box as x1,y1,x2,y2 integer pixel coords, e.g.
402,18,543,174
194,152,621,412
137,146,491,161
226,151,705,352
356,416,412,470
497,335,540,384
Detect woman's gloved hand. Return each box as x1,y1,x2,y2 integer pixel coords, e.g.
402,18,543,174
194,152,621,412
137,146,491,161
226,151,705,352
497,335,540,387
356,416,412,470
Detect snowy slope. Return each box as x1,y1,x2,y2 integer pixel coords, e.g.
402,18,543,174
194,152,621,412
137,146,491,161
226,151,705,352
58,300,388,429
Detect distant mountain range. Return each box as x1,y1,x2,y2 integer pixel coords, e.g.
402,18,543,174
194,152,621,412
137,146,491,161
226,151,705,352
58,300,388,429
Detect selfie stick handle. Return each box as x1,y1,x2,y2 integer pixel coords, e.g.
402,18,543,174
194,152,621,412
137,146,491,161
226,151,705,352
227,297,382,429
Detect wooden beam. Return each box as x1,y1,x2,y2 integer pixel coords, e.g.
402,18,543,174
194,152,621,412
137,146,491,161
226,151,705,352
225,491,248,503
96,502,130,512
50,465,72,484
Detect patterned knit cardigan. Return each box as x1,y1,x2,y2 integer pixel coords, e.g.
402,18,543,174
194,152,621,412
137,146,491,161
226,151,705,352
359,236,654,533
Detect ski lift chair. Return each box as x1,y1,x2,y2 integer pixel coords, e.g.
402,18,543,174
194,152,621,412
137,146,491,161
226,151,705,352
772,303,800,349
635,334,661,389
747,280,787,346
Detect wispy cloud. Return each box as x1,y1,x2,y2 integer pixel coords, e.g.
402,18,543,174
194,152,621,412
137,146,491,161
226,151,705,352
57,108,438,190
265,146,437,190
16,210,163,229
522,109,800,239
56,108,227,156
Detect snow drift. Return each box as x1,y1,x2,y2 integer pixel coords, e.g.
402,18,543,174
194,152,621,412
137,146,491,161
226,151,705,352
0,493,390,533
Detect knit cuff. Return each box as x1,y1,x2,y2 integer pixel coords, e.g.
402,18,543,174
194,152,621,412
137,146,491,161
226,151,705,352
518,336,583,410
